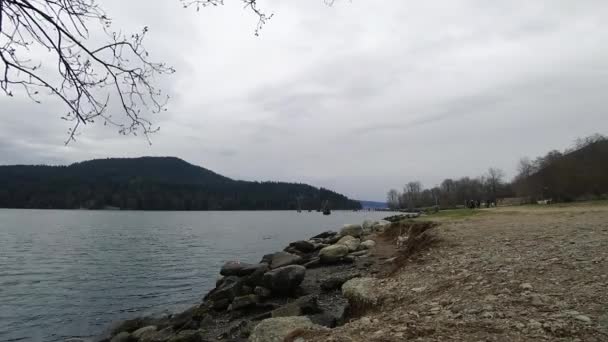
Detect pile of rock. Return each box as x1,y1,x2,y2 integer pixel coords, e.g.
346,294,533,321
106,220,384,342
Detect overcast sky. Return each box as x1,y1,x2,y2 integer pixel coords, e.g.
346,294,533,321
1,0,607,201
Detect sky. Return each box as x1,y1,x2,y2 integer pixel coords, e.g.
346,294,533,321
1,0,608,201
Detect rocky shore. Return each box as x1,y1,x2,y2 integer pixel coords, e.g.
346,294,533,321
102,219,396,342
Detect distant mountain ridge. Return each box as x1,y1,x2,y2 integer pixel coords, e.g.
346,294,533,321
0,157,362,210
359,200,388,209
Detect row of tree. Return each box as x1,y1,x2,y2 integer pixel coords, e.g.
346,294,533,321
386,168,510,210
387,134,607,209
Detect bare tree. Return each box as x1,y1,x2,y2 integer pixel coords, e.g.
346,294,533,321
0,0,278,143
403,181,422,210
386,188,400,210
486,167,505,200
0,0,180,143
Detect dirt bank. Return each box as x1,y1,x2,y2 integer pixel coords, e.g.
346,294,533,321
304,203,608,341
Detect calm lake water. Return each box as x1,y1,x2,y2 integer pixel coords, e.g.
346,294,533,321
0,209,395,342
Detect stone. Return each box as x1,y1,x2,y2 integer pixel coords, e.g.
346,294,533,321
342,278,382,312
254,286,272,298
249,317,325,342
303,258,321,268
269,251,303,269
289,240,316,253
263,265,306,294
349,250,368,257
221,261,266,277
212,298,231,311
241,263,269,287
340,224,363,238
319,244,349,264
311,231,337,239
110,332,134,342
132,326,157,340
205,276,243,303
575,315,592,323
520,283,533,291
140,327,175,342
271,295,321,318
360,240,376,249
321,273,360,292
336,236,361,252
111,317,151,335
167,330,203,342
230,295,259,311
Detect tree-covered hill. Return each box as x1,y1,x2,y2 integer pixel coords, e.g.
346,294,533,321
0,157,361,210
514,139,608,201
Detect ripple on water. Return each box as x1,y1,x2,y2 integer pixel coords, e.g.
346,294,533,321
0,209,397,342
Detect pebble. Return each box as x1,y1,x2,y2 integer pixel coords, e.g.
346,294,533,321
520,283,533,291
575,315,592,323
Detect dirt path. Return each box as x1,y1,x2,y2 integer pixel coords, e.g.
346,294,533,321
309,203,608,341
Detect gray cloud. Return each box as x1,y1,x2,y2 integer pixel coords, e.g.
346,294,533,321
1,0,608,201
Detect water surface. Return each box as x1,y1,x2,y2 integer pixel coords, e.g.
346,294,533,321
0,209,394,341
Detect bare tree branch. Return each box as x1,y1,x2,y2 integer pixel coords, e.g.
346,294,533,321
0,0,174,144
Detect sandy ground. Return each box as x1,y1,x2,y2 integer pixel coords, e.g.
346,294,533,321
308,203,608,341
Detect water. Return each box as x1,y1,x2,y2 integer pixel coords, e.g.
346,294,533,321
0,209,394,342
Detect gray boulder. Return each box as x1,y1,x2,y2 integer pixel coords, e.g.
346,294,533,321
263,265,306,294
340,224,363,238
254,286,272,298
342,277,382,314
249,317,325,342
319,244,349,264
311,231,337,239
230,294,259,311
167,330,203,342
205,276,242,304
271,295,321,318
131,326,156,340
336,236,361,252
220,261,266,277
110,332,134,342
289,240,315,253
360,240,376,249
269,251,303,269
321,273,361,292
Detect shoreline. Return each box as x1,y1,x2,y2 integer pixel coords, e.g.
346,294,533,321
101,218,398,342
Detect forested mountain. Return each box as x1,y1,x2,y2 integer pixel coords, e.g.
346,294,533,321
513,139,608,201
0,157,361,210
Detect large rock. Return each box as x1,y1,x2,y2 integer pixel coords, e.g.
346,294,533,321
269,251,303,269
167,330,203,342
271,295,321,318
241,263,269,288
110,332,134,342
220,261,266,277
263,265,306,294
132,326,157,340
249,317,325,342
289,240,316,253
340,224,363,238
311,231,337,239
230,294,259,311
321,273,361,292
205,276,243,304
336,236,361,252
342,277,382,314
360,240,376,250
140,327,175,342
319,244,349,264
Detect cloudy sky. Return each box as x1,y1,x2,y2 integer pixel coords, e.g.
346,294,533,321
1,0,607,201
